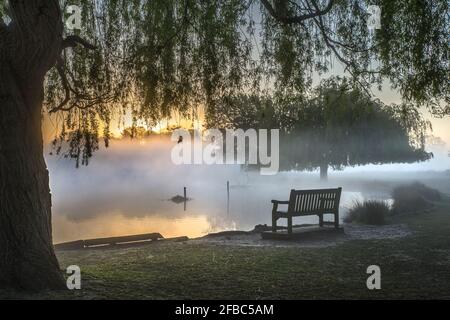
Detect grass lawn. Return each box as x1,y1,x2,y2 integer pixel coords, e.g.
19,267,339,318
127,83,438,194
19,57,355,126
2,197,450,300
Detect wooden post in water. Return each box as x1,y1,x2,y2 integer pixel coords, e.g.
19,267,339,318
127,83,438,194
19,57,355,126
227,181,230,215
184,187,187,211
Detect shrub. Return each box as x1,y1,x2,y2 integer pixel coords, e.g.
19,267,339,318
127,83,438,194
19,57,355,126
392,182,441,214
344,200,390,225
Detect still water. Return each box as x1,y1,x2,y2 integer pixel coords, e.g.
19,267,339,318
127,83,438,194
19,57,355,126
48,137,450,243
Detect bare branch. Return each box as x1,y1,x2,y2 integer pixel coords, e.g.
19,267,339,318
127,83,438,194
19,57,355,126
62,35,96,51
49,57,72,113
260,0,334,24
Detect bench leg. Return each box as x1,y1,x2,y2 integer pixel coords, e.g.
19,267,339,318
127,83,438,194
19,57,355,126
272,215,277,233
334,212,339,228
287,216,293,235
319,214,324,227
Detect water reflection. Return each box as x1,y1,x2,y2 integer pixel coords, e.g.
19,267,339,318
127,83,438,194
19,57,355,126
53,214,211,243
47,136,449,244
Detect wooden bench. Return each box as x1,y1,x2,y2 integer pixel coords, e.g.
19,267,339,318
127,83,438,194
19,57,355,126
271,188,342,234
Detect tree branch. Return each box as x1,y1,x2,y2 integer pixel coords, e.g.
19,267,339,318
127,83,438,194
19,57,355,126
62,35,96,51
50,55,121,113
49,57,72,113
49,35,102,112
260,0,334,24
306,0,375,96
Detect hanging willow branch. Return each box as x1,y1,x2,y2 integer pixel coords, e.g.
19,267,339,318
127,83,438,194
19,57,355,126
34,0,448,166
49,36,98,113
260,0,334,24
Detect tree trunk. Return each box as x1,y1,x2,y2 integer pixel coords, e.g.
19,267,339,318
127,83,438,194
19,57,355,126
0,0,65,290
320,163,328,181
0,69,64,290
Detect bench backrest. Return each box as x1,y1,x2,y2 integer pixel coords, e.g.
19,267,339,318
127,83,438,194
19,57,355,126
288,188,342,215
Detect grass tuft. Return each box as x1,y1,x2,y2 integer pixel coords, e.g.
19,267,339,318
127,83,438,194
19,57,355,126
344,200,390,225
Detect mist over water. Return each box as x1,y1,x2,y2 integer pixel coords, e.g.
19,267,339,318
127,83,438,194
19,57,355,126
47,135,450,243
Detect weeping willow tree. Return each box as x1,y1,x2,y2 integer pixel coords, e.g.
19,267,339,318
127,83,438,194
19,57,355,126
208,78,432,179
0,0,448,290
278,78,433,180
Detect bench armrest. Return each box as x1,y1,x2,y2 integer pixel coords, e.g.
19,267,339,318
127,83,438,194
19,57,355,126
271,200,290,205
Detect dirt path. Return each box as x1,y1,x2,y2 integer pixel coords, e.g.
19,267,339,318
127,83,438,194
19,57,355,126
191,223,412,248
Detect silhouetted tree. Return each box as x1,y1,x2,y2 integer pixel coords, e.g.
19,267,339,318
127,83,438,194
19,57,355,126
279,78,432,180
122,126,151,139
207,95,277,130
210,78,432,179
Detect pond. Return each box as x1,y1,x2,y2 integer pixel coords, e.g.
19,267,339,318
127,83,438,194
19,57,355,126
48,137,449,243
